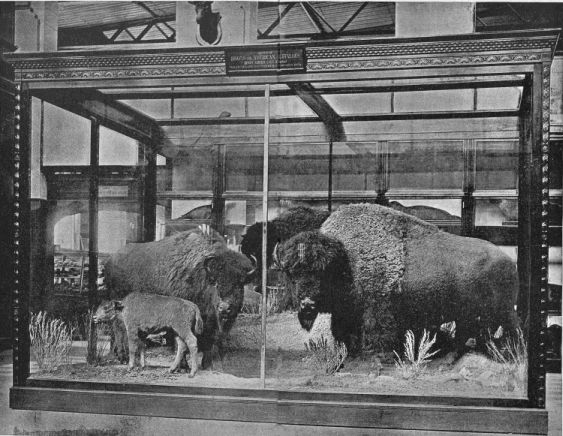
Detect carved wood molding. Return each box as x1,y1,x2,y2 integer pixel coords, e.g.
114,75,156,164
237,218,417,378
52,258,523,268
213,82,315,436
307,53,543,72
5,30,558,83
306,36,557,59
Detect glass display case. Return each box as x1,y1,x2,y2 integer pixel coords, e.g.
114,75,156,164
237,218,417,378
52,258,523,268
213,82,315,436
6,28,560,433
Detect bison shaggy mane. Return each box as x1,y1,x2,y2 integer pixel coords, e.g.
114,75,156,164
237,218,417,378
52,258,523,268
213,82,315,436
241,206,330,269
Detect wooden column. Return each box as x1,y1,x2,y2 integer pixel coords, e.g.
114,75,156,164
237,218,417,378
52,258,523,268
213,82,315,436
260,84,270,387
327,138,333,212
143,146,157,242
519,66,549,409
375,141,389,206
0,51,15,350
12,83,31,386
461,139,475,237
86,117,99,364
210,144,225,237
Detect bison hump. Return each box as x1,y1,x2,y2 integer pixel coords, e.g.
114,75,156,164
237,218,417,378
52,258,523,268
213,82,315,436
321,204,439,301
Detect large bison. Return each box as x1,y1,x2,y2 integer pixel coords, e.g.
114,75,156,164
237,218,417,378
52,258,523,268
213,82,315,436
104,227,256,369
276,203,519,355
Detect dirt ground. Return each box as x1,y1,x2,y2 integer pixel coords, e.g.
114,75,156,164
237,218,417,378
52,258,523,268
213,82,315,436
31,312,527,398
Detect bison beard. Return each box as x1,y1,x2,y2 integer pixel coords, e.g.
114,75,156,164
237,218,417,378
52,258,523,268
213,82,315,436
104,228,255,369
277,204,519,356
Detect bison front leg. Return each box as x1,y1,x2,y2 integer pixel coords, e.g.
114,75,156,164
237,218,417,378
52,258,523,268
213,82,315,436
139,341,146,368
127,336,140,370
170,335,187,373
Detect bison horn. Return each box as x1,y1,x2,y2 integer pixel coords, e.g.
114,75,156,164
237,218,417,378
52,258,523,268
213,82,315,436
203,255,217,276
272,242,282,269
247,255,258,277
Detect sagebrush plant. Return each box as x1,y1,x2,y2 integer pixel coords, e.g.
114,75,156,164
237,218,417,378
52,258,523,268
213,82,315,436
486,327,527,390
304,335,348,375
29,311,74,372
393,329,439,379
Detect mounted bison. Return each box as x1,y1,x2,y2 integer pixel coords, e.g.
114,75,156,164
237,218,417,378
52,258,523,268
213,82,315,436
94,292,203,376
240,206,330,309
240,206,330,280
275,203,519,355
104,227,256,369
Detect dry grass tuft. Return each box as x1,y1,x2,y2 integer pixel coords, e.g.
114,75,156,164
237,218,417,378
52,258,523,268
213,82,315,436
304,335,348,375
394,329,439,379
486,327,527,391
29,311,74,372
241,287,283,316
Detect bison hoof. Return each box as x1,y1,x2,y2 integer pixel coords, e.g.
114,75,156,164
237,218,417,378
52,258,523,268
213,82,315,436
188,372,196,378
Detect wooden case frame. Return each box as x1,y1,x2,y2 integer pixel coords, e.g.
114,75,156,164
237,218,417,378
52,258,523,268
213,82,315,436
5,29,560,434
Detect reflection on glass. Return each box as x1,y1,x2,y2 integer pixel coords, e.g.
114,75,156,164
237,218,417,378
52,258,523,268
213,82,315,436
475,199,518,227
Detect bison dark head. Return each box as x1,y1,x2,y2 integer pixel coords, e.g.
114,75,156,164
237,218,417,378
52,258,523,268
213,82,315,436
240,207,331,293
240,221,279,290
276,231,353,332
203,250,256,333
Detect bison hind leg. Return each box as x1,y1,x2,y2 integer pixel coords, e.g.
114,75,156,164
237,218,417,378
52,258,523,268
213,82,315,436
170,335,187,373
183,331,199,378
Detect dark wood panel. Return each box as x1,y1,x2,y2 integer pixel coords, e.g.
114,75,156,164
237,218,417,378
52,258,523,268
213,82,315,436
10,386,548,434
24,378,528,408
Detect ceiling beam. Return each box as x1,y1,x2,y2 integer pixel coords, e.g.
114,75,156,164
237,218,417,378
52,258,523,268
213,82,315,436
300,2,335,34
339,2,368,33
33,89,164,147
100,76,525,100
289,82,344,141
156,109,519,127
258,2,295,37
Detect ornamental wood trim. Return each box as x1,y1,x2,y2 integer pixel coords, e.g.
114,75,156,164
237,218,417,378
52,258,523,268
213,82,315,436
6,31,558,83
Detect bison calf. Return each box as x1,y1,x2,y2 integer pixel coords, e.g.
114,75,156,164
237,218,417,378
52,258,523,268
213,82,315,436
94,292,203,377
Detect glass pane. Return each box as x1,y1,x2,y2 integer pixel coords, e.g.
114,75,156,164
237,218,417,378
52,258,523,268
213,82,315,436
27,84,529,400
332,142,378,191
388,140,464,190
225,144,263,191
99,127,139,166
258,90,525,398
42,101,90,166
475,140,519,190
270,143,329,191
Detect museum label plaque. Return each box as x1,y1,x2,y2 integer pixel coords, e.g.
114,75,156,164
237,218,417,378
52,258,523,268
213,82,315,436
226,46,305,75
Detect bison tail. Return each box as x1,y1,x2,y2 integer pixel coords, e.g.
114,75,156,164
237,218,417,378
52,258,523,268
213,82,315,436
195,312,204,336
